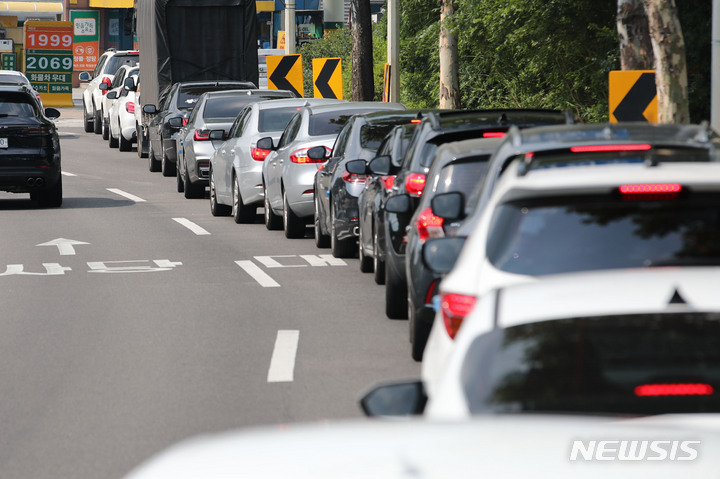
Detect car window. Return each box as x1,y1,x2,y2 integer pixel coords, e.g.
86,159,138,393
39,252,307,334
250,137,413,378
229,107,250,138
461,313,720,415
331,122,352,157
486,193,720,276
308,109,369,136
431,157,491,196
0,92,37,117
203,96,257,119
94,54,108,77
104,54,139,75
112,69,127,88
360,118,417,151
278,113,301,148
258,106,300,133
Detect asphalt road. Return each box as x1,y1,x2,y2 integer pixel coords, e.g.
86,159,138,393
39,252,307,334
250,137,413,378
0,108,420,478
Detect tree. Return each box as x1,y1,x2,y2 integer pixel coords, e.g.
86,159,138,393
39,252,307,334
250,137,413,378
616,0,653,69
351,0,375,101
439,0,460,108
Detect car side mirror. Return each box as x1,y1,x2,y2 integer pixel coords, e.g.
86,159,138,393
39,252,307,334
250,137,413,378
78,71,92,82
98,82,109,91
168,116,183,128
368,155,392,175
359,380,426,417
44,107,60,120
209,129,226,140
106,90,118,100
431,192,465,220
385,194,411,214
345,159,367,175
307,145,328,160
143,104,157,115
123,77,137,91
256,136,275,151
422,237,466,275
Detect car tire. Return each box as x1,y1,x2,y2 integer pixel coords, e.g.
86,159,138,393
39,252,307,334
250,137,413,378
83,100,93,133
176,162,185,193
385,263,408,319
283,190,305,238
162,146,176,177
358,223,373,273
109,128,119,148
119,132,131,152
148,140,161,172
314,194,330,248
32,177,62,208
330,203,355,258
263,183,282,230
233,175,255,224
373,225,386,285
102,113,110,140
93,106,102,134
183,168,204,199
209,170,231,216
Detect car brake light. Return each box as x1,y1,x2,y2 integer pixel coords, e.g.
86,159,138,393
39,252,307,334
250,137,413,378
290,146,328,164
125,102,135,113
182,118,189,126
411,118,422,123
405,173,426,197
381,175,395,191
483,131,506,138
251,147,272,161
193,130,211,141
416,207,444,243
343,170,366,183
101,77,112,95
570,144,652,153
440,293,476,339
620,183,682,194
634,383,714,397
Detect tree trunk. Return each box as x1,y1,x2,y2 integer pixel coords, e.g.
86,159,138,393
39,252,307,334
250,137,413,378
641,0,689,123
617,0,653,70
351,0,375,101
439,0,460,109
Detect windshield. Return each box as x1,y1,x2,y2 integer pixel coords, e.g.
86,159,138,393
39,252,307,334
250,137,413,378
486,193,720,276
462,313,720,415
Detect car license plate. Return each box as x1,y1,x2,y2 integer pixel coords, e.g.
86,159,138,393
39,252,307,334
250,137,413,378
0,138,7,148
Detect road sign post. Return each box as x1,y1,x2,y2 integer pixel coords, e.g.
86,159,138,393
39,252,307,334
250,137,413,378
24,20,74,107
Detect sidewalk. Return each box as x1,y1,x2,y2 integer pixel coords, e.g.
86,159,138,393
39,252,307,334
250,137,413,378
53,84,86,120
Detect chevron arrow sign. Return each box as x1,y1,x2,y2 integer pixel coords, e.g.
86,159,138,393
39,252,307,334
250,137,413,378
268,54,303,98
313,57,343,99
609,70,657,123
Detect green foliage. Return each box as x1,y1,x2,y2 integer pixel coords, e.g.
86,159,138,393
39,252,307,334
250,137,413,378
298,28,353,99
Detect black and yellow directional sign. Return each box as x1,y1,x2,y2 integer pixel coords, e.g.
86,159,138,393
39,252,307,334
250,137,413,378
268,54,303,97
609,70,657,123
312,57,342,99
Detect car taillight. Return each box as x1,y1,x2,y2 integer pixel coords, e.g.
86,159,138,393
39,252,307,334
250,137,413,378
101,77,112,95
125,102,135,113
416,207,444,243
21,126,52,136
634,383,714,397
483,131,506,138
251,147,272,161
343,170,366,183
405,173,426,197
620,183,681,201
193,130,211,141
290,146,329,163
182,118,189,126
571,144,652,153
440,293,476,339
381,175,395,191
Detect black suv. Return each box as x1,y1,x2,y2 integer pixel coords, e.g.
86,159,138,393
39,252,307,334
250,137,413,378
144,80,256,176
0,84,62,207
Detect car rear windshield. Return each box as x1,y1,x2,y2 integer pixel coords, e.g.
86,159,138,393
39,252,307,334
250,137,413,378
105,54,138,75
309,109,378,136
258,106,300,132
486,193,720,276
360,117,418,151
177,85,252,111
462,313,720,415
0,92,37,117
432,156,491,196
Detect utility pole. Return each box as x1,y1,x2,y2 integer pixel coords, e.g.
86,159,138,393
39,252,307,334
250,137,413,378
387,0,399,102
285,0,296,54
712,0,720,130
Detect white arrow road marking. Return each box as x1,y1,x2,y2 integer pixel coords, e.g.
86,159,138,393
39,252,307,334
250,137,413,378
173,217,210,235
268,330,299,382
107,188,146,202
37,238,90,255
235,260,280,287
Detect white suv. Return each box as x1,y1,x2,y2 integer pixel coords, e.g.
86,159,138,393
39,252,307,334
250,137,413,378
79,49,138,134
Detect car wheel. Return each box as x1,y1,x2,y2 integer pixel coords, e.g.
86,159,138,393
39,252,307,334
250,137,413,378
137,125,148,158
409,302,431,362
119,132,131,152
102,113,110,140
162,146,176,177
373,226,386,285
183,167,203,199
148,140,161,172
283,190,305,238
313,194,330,248
108,127,119,148
32,177,62,208
209,170,231,216
93,106,102,134
385,263,408,319
330,203,355,258
176,162,184,193
233,175,255,224
83,100,93,133
358,223,373,273
263,183,282,230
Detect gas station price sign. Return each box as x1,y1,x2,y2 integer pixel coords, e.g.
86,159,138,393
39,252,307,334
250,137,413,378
24,21,74,106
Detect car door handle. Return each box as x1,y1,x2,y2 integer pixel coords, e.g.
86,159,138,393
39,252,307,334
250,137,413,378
230,149,235,155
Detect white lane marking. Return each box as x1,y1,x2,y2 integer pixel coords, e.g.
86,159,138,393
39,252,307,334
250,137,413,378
61,171,76,177
172,217,211,235
36,238,90,255
107,188,146,202
235,260,280,287
268,330,299,383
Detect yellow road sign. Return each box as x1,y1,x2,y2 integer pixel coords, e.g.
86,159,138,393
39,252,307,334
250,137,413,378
267,54,303,97
609,70,657,123
312,57,342,99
